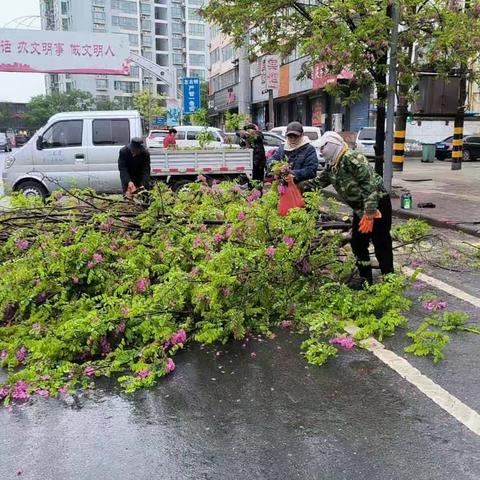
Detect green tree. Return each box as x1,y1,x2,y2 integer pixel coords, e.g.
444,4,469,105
189,107,209,126
202,0,480,175
224,112,248,132
133,90,166,128
95,98,122,111
23,90,96,129
0,104,11,128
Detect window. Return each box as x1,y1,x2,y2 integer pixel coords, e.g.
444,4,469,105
114,81,140,93
128,34,139,46
155,0,167,3
188,23,205,35
92,119,130,146
156,38,168,51
114,96,134,109
156,53,169,66
304,132,319,141
222,44,234,61
188,0,204,5
62,18,69,30
171,6,183,18
210,25,220,38
189,38,205,51
210,48,220,64
172,37,183,49
111,16,138,30
129,65,139,77
172,22,184,34
93,0,105,5
111,0,137,14
173,53,183,64
141,19,151,31
155,7,167,20
187,131,200,140
189,54,205,67
41,120,83,149
187,8,201,20
142,34,152,47
93,23,106,32
264,135,283,147
155,22,168,35
96,79,108,89
61,1,69,15
140,2,151,14
93,11,106,22
190,69,205,80
157,84,169,95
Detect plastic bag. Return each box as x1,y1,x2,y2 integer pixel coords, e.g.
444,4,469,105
278,178,305,216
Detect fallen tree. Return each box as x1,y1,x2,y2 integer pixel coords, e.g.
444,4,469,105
0,180,441,403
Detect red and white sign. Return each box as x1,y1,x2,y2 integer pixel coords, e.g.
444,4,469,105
313,63,354,90
0,29,131,75
261,55,280,90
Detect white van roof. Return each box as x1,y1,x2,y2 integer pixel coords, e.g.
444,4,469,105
49,110,141,122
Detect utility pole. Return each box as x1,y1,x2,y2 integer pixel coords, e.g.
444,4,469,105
384,0,400,192
268,89,274,128
451,72,467,171
238,43,252,119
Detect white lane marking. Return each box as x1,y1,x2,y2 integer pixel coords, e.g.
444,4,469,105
403,267,480,309
345,324,480,437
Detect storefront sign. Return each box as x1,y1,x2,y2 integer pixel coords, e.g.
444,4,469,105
182,77,201,113
311,98,323,126
260,55,280,90
313,63,354,90
0,29,130,75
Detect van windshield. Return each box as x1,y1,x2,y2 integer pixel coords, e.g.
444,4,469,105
358,129,376,140
304,132,319,141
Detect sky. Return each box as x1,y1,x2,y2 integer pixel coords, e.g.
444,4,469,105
0,0,46,103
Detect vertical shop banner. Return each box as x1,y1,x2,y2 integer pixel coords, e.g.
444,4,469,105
260,55,280,90
182,77,201,113
0,29,130,75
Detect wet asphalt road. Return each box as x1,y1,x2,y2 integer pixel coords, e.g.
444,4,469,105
1,326,480,480
1,154,480,479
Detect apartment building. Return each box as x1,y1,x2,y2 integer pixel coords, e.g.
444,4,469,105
40,0,209,107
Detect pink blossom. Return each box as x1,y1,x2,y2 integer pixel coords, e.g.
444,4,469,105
250,352,257,358
12,381,29,400
35,389,50,398
423,300,448,311
99,218,114,232
16,346,27,363
87,261,95,269
225,225,233,238
247,190,262,203
84,366,96,377
237,211,246,221
221,287,231,297
116,321,126,335
283,236,295,248
40,374,50,381
231,185,242,193
71,275,80,285
0,386,10,399
15,239,29,251
16,469,23,476
135,277,150,293
137,369,151,379
193,236,203,248
92,253,104,264
165,358,175,374
281,320,293,329
266,246,276,258
277,184,287,195
410,259,423,268
329,336,356,350
213,233,224,243
197,174,207,183
0,350,8,360
189,267,200,277
199,224,208,233
58,385,68,395
100,336,112,355
300,258,312,273
170,329,187,345
121,306,129,317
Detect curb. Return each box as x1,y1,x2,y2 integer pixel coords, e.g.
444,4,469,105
323,190,480,238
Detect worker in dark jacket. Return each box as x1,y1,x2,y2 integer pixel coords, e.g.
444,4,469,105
118,137,151,198
302,131,393,285
267,121,318,182
237,123,266,182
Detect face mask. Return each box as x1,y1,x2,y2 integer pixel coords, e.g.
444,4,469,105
322,142,343,164
287,135,301,146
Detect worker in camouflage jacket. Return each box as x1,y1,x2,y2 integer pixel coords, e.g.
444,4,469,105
301,131,393,285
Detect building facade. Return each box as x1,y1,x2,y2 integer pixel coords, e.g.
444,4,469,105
40,0,209,107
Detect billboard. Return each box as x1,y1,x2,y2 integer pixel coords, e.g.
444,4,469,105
260,55,280,90
182,77,201,114
0,29,130,75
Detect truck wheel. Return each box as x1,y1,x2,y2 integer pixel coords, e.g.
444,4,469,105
171,179,193,193
16,180,49,199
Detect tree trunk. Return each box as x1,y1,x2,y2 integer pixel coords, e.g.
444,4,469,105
374,83,387,177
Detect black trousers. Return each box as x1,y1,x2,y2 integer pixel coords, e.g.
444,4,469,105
351,195,394,284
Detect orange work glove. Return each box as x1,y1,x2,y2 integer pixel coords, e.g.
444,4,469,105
358,210,382,234
126,181,137,199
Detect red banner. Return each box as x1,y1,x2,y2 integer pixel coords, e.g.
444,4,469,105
313,63,354,90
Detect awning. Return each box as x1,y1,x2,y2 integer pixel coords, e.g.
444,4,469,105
313,63,354,90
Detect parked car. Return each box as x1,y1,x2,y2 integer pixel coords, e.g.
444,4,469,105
460,135,480,161
14,134,31,147
0,132,13,152
435,136,454,160
224,131,285,156
355,127,376,159
146,129,168,148
2,110,252,198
